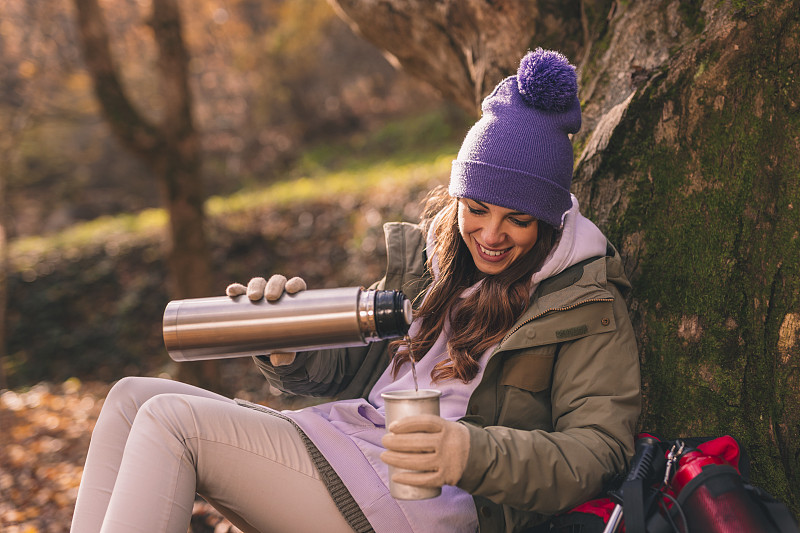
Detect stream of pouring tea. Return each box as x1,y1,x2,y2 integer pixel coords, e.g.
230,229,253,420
405,335,418,392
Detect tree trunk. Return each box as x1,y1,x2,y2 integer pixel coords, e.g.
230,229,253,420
0,139,9,391
73,0,221,391
573,0,800,512
329,0,800,513
328,0,592,115
147,0,214,302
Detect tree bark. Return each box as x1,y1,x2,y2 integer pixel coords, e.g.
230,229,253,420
328,0,592,115
329,0,800,513
73,0,221,391
0,133,11,391
573,0,800,512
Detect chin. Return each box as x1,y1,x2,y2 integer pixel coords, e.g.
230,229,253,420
475,261,510,275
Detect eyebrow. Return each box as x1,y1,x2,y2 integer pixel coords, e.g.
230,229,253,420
470,199,532,218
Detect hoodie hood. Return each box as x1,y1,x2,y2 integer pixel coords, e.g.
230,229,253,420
531,194,608,287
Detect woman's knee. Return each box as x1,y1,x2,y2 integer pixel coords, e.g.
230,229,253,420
102,376,188,426
102,376,154,417
135,393,202,443
105,376,161,408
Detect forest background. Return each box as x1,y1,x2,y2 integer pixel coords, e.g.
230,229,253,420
1,0,799,532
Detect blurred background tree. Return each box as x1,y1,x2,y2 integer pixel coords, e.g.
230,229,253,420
74,0,219,387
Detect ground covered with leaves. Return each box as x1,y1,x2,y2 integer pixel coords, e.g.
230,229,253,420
1,380,106,532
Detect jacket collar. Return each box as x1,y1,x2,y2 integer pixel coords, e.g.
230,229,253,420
497,254,620,351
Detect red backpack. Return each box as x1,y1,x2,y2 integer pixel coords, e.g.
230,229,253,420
549,434,798,533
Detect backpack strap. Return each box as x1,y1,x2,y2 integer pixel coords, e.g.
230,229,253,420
605,436,665,533
620,478,648,533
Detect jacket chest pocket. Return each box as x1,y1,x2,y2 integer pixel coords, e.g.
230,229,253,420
496,347,556,430
500,346,556,391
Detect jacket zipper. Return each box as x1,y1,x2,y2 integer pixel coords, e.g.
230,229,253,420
499,297,614,347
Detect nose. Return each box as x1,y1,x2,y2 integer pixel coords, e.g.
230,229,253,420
481,218,506,247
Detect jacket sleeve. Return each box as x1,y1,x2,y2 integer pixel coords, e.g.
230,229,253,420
252,273,391,399
253,339,391,399
456,283,641,516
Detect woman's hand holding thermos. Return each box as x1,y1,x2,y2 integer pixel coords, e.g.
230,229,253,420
226,274,307,366
226,274,307,302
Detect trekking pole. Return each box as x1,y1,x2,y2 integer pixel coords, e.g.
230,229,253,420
603,436,662,533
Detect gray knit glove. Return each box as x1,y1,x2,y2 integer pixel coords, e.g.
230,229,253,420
225,274,307,366
226,274,307,301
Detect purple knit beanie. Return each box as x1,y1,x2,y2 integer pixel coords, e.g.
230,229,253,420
449,48,581,228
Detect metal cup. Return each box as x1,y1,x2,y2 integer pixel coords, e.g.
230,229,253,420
381,389,442,500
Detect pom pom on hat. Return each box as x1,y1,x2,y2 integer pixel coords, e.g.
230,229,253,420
448,48,582,228
517,48,578,112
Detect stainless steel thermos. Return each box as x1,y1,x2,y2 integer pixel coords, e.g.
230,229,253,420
163,287,413,361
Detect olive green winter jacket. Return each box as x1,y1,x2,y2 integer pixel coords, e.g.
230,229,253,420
255,221,641,533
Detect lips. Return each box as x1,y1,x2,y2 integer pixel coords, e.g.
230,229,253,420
478,242,511,261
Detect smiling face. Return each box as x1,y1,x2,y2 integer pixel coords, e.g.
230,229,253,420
457,198,539,275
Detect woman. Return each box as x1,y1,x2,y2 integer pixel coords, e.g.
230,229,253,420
71,48,640,533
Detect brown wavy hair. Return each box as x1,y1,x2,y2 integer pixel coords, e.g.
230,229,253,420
390,186,559,383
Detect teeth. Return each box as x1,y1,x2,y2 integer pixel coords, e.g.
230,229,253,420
480,244,506,257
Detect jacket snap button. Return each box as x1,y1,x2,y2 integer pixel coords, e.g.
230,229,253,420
527,329,536,338
601,318,610,326
481,506,492,518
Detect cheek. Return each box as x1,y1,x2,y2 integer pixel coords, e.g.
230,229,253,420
514,224,539,252
457,210,472,239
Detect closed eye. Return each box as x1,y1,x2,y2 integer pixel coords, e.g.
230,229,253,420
509,217,533,228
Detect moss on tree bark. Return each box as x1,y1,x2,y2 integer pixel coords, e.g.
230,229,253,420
574,0,800,511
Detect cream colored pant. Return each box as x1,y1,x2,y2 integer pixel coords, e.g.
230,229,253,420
70,376,354,533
